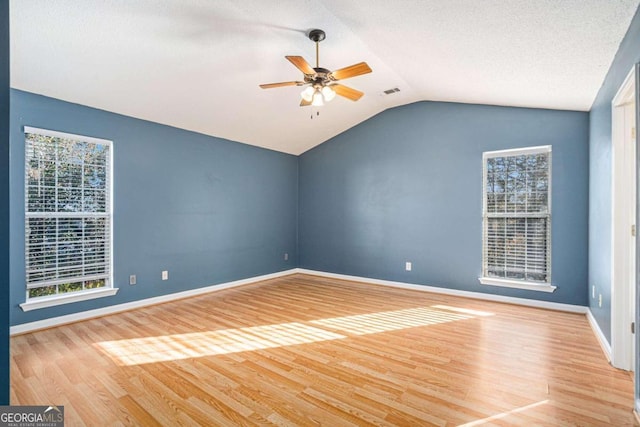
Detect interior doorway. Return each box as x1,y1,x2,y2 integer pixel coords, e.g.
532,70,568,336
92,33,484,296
611,66,637,371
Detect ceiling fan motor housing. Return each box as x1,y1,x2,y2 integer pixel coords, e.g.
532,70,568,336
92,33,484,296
305,67,331,85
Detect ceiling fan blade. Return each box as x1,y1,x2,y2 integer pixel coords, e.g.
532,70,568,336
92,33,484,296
286,56,315,75
330,62,372,81
259,81,304,89
332,84,364,101
300,98,311,107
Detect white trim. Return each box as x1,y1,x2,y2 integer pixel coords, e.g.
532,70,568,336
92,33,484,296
297,269,585,313
613,68,637,106
587,309,612,362
11,269,297,335
611,66,637,371
11,268,588,335
108,131,115,308
482,145,552,159
478,277,556,293
635,61,640,417
20,288,119,312
23,126,112,146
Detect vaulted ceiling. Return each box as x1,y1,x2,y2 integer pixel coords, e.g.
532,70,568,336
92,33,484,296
10,0,640,155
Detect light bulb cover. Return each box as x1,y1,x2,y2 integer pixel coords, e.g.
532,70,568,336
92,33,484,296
301,86,315,102
311,89,324,106
321,86,336,102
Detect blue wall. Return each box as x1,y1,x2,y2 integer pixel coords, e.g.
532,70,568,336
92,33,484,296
588,6,640,343
10,90,298,325
299,101,589,305
0,0,9,405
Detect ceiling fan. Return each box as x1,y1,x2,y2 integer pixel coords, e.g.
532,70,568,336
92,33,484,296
259,29,372,107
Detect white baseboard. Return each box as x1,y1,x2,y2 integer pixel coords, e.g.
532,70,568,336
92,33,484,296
11,268,592,336
10,269,298,335
586,309,612,362
295,268,589,314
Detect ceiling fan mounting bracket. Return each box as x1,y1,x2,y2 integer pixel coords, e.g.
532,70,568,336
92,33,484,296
307,29,326,43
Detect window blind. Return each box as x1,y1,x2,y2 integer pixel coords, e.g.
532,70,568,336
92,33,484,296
482,146,551,284
24,127,112,299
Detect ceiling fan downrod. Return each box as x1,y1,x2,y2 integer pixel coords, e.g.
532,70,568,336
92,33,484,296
307,29,326,69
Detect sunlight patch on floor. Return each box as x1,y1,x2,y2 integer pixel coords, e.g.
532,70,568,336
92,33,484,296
96,322,346,366
431,305,494,317
309,306,487,335
457,399,549,426
96,304,491,365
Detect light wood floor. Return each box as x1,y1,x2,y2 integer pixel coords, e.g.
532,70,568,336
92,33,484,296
11,274,638,426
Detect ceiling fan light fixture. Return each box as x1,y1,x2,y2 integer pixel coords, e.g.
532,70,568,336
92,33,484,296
311,89,325,106
301,86,315,102
321,85,336,102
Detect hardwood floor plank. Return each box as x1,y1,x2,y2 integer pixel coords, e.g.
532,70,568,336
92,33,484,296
299,387,394,426
10,273,638,426
116,395,163,427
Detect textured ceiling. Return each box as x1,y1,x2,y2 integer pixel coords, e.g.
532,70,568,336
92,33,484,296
10,0,640,155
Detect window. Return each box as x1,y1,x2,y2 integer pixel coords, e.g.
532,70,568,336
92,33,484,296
480,145,555,292
22,127,117,311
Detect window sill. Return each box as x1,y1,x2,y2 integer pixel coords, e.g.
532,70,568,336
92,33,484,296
20,287,119,312
478,277,556,293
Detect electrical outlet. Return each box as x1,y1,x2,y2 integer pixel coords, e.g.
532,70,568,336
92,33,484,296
284,253,289,261
592,285,595,299
162,270,168,281
129,275,136,285
598,294,602,308
405,262,412,271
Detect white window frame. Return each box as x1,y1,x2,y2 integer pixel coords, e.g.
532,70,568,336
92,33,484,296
20,127,118,312
479,145,556,293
